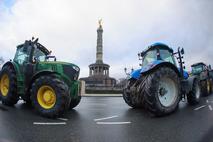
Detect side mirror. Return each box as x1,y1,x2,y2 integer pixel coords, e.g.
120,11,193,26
209,65,212,70
181,48,184,55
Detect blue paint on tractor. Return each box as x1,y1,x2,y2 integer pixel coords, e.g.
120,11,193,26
140,60,164,74
130,69,142,79
150,42,169,47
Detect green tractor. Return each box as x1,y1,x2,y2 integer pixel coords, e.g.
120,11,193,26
191,62,213,96
0,38,83,118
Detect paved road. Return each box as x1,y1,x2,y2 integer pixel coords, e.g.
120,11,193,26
0,95,213,142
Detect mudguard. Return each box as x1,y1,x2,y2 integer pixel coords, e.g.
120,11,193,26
178,68,189,79
2,61,20,74
130,68,142,80
140,60,180,76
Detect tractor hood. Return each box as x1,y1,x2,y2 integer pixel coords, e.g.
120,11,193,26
36,61,80,81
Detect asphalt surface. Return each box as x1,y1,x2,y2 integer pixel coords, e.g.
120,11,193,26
0,95,213,142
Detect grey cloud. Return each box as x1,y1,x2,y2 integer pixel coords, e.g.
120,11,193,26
0,0,212,79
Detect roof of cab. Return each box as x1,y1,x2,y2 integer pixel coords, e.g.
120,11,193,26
17,40,51,55
140,42,173,57
191,62,206,67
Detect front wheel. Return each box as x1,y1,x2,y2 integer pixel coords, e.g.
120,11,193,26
141,67,181,116
123,79,142,108
31,75,71,118
187,79,201,105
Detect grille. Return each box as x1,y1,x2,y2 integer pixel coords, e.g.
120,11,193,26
63,65,79,81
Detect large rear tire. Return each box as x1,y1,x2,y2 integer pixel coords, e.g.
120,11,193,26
0,65,19,106
31,75,71,118
141,67,181,116
187,79,201,105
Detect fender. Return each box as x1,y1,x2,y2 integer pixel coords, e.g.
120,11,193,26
130,68,142,80
2,61,24,94
140,60,181,77
2,61,21,75
30,70,59,86
178,68,189,79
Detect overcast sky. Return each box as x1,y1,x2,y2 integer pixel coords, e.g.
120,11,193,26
0,0,212,79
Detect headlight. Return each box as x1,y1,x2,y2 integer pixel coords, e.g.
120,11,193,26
72,66,80,72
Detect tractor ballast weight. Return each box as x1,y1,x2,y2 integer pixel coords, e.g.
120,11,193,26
0,38,83,118
123,43,201,116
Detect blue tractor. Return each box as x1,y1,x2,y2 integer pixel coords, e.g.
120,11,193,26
123,43,201,116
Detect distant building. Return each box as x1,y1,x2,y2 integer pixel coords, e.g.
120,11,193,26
80,20,118,93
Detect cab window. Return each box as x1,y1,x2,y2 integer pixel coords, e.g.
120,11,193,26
14,46,30,65
33,48,46,62
142,50,157,66
192,65,203,74
159,49,176,65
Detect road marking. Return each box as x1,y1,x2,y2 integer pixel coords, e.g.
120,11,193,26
96,122,131,125
88,103,107,106
206,100,209,103
194,105,206,111
208,105,213,111
94,115,118,121
33,122,66,125
58,118,68,121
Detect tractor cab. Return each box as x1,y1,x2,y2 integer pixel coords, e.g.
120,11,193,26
138,43,187,78
139,43,176,66
14,38,54,65
129,43,187,80
191,62,208,75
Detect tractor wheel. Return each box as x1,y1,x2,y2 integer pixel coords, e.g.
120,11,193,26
30,75,71,118
187,79,201,105
0,65,19,106
201,80,211,96
210,79,213,95
69,96,81,109
141,67,181,116
123,79,143,108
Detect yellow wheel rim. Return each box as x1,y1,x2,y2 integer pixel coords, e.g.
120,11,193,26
0,74,10,96
37,85,56,109
207,81,210,93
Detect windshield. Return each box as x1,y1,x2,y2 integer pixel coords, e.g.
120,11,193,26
192,65,204,74
33,47,46,62
160,49,176,65
142,50,157,66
